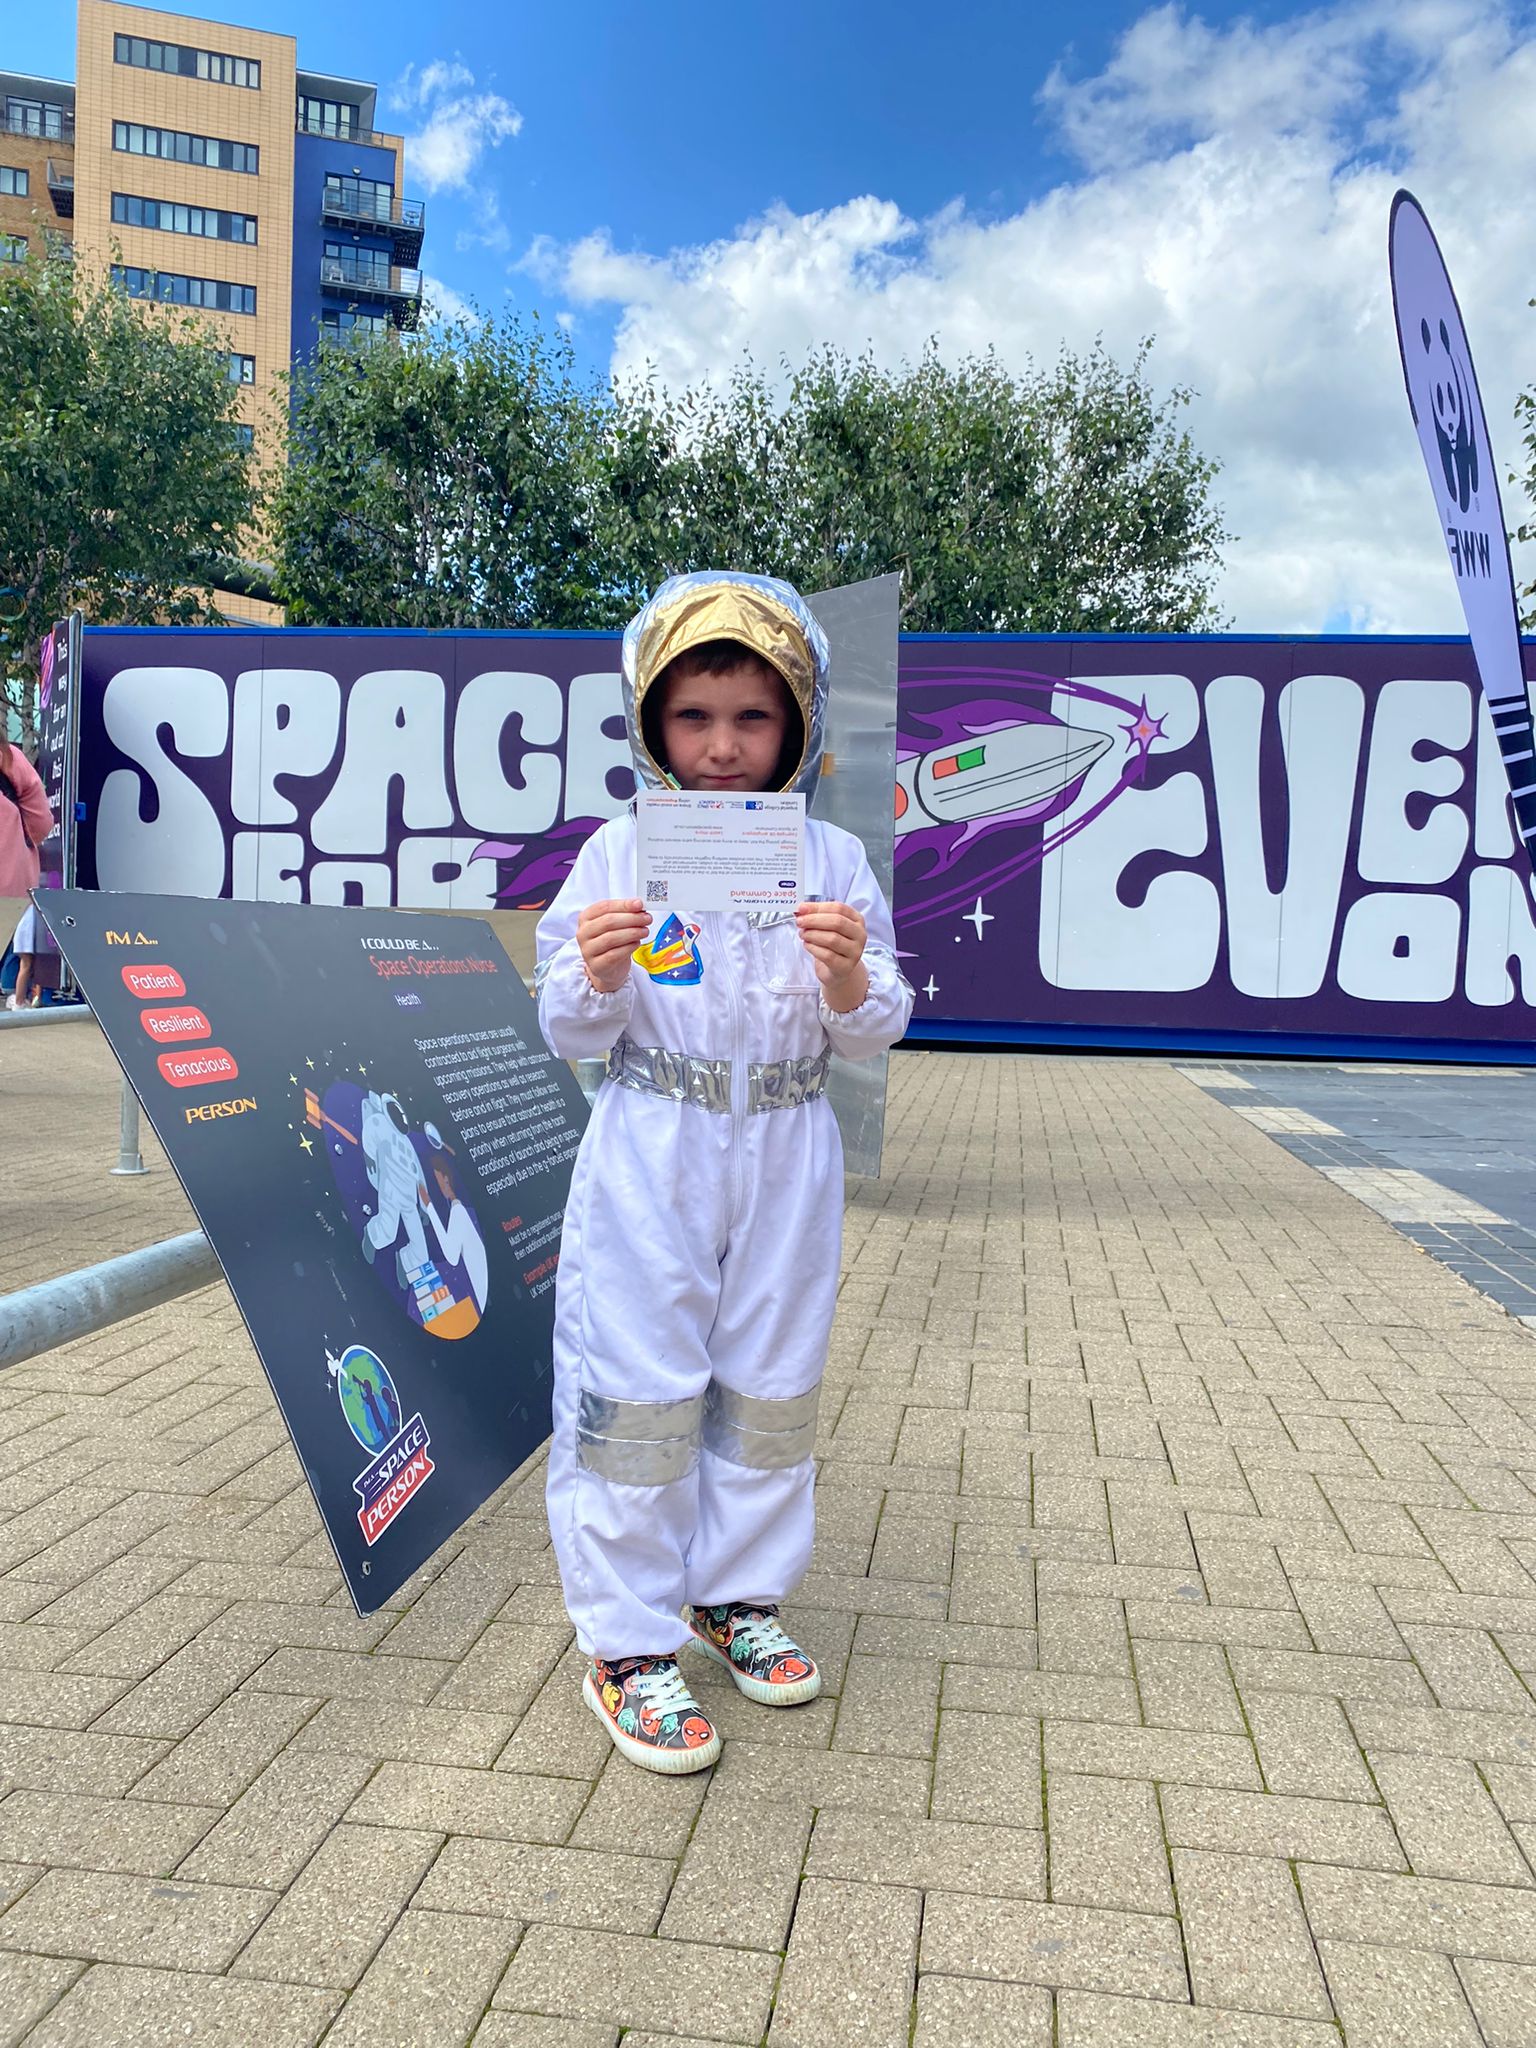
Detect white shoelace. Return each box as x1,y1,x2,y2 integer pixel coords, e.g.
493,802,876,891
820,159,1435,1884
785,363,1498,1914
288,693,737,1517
728,1612,798,1662
631,1662,702,1717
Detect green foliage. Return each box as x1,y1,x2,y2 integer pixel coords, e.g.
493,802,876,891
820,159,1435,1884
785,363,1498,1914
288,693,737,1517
272,316,613,629
607,341,1231,631
272,313,1230,635
0,246,258,748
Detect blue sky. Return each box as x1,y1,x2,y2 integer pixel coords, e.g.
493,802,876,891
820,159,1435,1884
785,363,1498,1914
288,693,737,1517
13,1,1536,631
12,0,1305,370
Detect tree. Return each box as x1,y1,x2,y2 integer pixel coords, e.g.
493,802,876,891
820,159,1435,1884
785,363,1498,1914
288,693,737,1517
270,320,1229,634
605,340,1231,631
0,247,259,751
272,314,614,629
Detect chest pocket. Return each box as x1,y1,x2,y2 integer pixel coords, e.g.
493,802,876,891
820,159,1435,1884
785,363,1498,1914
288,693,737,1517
747,907,821,995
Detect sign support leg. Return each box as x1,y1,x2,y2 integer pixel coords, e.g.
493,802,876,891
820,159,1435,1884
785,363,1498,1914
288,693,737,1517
110,1075,148,1177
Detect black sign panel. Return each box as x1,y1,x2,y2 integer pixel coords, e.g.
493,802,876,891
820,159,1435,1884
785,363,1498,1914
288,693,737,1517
44,889,587,1611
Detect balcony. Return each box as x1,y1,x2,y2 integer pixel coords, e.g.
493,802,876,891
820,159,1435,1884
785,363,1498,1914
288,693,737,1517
3,106,73,142
297,114,390,148
319,255,421,331
319,185,425,268
46,160,72,218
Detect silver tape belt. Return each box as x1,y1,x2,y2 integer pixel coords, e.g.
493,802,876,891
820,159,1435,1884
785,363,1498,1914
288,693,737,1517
605,1037,830,1115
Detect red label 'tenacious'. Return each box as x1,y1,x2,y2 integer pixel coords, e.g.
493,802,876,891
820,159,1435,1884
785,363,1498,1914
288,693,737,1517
156,1046,239,1089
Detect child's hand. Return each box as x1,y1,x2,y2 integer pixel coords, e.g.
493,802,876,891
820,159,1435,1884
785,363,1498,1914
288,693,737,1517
577,899,651,993
794,901,870,1014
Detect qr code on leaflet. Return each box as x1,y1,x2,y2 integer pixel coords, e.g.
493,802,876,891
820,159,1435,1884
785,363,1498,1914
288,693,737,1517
646,880,668,903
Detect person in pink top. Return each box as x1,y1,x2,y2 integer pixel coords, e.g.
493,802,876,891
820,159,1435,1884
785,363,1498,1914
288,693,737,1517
1,736,55,1010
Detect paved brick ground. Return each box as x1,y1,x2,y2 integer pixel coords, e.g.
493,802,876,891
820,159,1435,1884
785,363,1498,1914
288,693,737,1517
7,1035,1536,2042
3,1018,190,1293
1180,1060,1536,1326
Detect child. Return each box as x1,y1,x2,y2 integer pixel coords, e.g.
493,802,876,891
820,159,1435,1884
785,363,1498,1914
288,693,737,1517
536,571,913,1773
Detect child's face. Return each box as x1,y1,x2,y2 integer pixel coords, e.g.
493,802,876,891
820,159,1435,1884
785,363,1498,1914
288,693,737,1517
656,661,792,792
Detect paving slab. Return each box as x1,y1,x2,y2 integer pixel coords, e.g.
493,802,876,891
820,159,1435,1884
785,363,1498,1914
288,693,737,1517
11,1044,1536,2041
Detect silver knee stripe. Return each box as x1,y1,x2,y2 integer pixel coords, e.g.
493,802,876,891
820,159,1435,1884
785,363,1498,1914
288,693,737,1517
577,1388,703,1486
702,1381,820,1470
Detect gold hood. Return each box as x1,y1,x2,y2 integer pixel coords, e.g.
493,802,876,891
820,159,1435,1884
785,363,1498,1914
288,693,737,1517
621,571,831,798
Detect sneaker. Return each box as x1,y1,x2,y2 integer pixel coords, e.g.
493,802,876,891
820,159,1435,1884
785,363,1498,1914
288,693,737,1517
684,1603,822,1706
583,1655,721,1775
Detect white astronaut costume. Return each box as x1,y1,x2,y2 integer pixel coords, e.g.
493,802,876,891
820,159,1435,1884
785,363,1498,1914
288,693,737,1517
537,573,914,1658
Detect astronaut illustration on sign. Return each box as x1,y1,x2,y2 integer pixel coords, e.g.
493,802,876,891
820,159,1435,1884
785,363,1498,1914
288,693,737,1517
359,1091,430,1285
303,1072,486,1340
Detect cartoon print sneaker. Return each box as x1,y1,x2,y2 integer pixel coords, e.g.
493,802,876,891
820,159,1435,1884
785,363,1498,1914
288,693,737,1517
684,1603,822,1706
583,1655,721,1775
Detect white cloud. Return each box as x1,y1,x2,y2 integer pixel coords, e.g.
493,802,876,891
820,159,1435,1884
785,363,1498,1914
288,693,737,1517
455,188,512,257
396,55,522,197
420,273,478,328
533,0,1536,632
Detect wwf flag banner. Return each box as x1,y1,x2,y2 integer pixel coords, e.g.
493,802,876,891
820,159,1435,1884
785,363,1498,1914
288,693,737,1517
41,890,588,1612
1389,190,1536,863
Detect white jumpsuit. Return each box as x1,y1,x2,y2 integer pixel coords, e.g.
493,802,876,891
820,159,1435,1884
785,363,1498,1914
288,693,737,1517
537,811,913,1659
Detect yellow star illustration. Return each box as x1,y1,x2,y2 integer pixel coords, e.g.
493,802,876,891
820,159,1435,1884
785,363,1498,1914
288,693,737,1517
299,1131,314,1154
289,1073,298,1085
305,1057,315,1070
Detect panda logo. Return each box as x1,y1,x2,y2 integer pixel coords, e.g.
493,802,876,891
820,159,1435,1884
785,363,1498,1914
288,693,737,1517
1420,315,1478,514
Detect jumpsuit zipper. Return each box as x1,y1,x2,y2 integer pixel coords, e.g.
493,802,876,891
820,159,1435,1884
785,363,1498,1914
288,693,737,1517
714,912,748,1234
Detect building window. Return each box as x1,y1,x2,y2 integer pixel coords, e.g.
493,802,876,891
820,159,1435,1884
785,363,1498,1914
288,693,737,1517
323,173,394,223
112,194,258,245
321,308,390,339
114,35,260,89
113,265,257,315
0,233,27,263
298,95,359,138
322,242,392,289
225,352,256,383
4,98,68,140
113,122,258,175
0,167,28,196
230,423,255,449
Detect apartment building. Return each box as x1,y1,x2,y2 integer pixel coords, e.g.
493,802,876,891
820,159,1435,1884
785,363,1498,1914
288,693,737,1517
2,0,425,458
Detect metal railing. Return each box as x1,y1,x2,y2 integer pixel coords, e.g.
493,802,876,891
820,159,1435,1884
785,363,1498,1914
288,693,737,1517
318,257,423,329
296,116,388,147
320,253,396,291
0,1232,219,1371
3,108,73,141
0,1001,90,1028
320,188,424,233
46,159,73,217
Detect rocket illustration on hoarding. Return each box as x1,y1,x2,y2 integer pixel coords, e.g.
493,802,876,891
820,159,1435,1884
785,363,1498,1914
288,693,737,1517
896,722,1113,838
893,674,1170,928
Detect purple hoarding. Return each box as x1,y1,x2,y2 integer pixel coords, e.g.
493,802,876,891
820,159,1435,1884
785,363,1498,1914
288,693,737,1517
77,627,1536,1057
